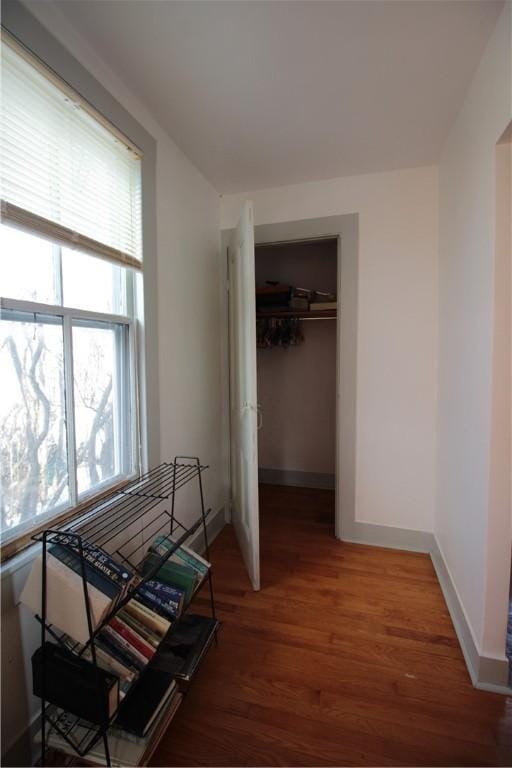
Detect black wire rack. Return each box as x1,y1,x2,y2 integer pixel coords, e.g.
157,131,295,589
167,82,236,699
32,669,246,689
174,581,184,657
32,456,218,767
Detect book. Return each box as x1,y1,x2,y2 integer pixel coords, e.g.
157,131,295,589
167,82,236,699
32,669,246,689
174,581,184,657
101,626,148,671
51,536,133,593
109,616,155,661
50,543,122,602
137,579,184,616
123,599,171,638
38,693,183,767
288,297,309,310
32,642,119,724
149,535,210,578
309,301,337,310
142,553,197,602
59,632,137,688
118,609,160,649
96,635,141,676
20,553,113,644
145,579,184,609
292,287,312,299
115,667,177,737
86,645,137,697
150,614,219,683
136,585,181,621
312,290,335,302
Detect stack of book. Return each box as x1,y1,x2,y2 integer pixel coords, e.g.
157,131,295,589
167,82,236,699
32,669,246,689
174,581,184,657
38,690,183,767
138,534,210,612
310,289,337,311
97,599,171,695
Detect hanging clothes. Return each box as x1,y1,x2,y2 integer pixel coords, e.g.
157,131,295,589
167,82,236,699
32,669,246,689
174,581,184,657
256,317,304,349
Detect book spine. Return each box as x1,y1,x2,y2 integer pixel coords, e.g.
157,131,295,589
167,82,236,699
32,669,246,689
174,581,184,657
149,537,174,558
124,599,171,636
171,549,208,576
57,537,132,586
118,610,160,648
119,679,132,700
101,626,147,670
109,617,155,660
124,598,166,632
143,580,183,609
167,538,211,572
91,645,136,684
95,636,140,675
136,586,179,620
143,555,195,599
50,544,120,601
150,536,208,575
82,550,132,589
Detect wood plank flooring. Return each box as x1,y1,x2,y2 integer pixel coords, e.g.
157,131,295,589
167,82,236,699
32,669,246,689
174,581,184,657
151,485,512,767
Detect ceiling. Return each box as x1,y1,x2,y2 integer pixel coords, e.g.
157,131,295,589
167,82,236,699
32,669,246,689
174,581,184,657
24,0,502,194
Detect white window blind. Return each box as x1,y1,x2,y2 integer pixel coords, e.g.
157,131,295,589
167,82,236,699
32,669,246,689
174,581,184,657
1,33,143,268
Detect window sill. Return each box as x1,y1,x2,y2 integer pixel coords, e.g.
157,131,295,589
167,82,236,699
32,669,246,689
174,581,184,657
0,475,136,565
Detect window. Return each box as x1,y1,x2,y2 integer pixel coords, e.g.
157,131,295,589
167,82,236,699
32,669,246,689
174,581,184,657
0,34,143,548
0,226,139,543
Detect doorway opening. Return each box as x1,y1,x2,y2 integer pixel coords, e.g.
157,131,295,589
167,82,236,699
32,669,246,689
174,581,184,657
254,238,338,551
224,208,358,592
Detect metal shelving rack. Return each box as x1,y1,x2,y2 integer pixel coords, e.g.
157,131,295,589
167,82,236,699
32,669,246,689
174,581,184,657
32,456,218,767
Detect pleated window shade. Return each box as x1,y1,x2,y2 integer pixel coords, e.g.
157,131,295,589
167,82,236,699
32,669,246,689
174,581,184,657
1,34,143,269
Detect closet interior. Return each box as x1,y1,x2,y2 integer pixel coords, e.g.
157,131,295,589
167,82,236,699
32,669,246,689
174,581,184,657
255,238,338,515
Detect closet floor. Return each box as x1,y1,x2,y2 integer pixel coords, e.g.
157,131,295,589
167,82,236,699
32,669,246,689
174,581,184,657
152,484,512,767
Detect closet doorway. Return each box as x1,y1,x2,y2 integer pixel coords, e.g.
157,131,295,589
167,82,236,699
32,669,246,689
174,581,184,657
224,208,358,592
255,238,338,540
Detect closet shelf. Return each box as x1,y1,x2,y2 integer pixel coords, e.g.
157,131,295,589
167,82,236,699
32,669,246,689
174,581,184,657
256,308,336,320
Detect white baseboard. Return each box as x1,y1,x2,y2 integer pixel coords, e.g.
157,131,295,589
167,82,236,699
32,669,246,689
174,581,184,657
340,521,511,695
341,521,434,553
187,506,226,555
194,510,512,694
430,536,511,694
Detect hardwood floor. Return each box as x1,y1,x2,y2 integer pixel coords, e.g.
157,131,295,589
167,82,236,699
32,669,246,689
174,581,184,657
151,485,512,767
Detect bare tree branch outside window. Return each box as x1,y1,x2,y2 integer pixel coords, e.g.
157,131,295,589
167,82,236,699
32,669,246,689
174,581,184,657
0,320,114,534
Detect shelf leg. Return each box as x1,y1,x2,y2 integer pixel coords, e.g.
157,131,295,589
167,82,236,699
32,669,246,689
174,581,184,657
102,731,111,767
208,570,219,646
195,458,218,639
196,461,211,562
78,537,111,767
40,534,48,767
170,459,177,535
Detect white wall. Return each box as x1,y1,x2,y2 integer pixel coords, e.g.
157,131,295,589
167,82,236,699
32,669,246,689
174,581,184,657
154,132,224,519
258,324,337,476
2,3,223,761
222,164,439,533
436,1,512,665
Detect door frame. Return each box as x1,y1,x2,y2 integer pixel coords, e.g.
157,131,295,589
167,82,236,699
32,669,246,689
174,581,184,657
221,213,359,540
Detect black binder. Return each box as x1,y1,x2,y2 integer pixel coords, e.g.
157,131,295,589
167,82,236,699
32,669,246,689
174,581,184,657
150,613,218,682
32,642,119,725
115,667,176,736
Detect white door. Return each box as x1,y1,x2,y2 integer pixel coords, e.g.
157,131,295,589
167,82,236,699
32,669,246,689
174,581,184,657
228,201,260,590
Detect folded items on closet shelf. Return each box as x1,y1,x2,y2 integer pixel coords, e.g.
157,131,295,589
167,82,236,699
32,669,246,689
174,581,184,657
256,317,304,348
